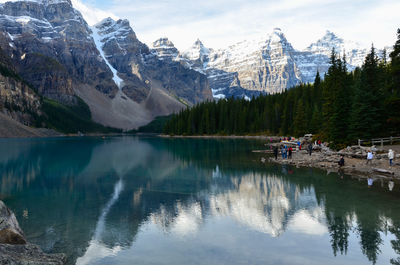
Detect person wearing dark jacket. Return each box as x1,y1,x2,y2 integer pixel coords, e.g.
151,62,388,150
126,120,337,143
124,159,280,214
308,143,313,156
338,156,345,167
273,146,278,160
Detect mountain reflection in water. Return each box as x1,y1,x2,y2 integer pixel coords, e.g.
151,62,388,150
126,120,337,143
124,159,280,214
0,137,400,265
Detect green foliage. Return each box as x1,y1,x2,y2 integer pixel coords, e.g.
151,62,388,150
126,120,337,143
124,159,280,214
136,115,173,133
41,97,120,133
164,29,400,145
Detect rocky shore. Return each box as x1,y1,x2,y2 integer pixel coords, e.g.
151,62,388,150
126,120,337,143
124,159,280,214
261,145,400,179
0,200,66,265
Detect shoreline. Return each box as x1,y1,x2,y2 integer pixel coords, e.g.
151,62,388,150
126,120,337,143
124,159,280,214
158,134,280,140
259,146,400,180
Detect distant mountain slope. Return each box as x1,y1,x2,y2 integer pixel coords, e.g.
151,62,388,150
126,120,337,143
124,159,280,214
0,45,118,134
0,0,212,130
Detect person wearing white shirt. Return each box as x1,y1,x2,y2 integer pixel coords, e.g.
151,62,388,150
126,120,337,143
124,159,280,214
366,150,373,165
388,149,394,166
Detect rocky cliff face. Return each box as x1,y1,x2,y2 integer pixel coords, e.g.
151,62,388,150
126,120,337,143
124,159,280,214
164,29,387,99
0,47,42,126
0,0,118,104
0,0,212,130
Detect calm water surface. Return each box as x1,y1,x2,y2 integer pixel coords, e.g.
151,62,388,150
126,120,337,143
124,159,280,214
1,137,400,265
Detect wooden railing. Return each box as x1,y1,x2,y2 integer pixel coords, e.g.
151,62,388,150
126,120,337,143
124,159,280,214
358,136,400,147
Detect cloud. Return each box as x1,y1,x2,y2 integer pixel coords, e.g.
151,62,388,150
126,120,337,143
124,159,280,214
71,0,118,25
96,0,398,51
2,0,397,51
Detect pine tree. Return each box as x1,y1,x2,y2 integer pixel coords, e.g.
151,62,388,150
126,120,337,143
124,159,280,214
387,28,400,133
293,99,306,136
350,45,384,139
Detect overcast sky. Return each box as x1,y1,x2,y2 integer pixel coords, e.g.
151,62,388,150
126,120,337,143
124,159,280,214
72,0,399,51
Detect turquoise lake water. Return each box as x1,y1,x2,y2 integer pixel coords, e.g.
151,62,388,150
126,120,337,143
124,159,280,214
1,136,400,265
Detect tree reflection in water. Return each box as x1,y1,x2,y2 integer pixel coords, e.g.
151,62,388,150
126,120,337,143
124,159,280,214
0,137,400,264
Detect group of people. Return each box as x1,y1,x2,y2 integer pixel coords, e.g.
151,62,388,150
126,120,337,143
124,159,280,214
273,145,294,160
338,149,396,168
365,149,396,166
272,142,315,160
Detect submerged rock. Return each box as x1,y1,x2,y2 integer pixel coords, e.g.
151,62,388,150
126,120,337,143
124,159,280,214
0,200,66,265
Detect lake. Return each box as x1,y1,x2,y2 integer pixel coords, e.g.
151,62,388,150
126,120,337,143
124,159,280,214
1,136,400,265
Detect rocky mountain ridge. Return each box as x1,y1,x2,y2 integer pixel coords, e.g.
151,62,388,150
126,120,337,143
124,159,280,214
0,0,212,130
152,29,389,99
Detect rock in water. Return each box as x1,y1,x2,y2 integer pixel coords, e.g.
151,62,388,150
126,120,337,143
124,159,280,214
0,200,66,265
0,201,25,245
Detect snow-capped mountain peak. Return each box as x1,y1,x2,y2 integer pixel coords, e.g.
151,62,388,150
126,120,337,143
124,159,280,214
305,30,367,69
182,38,210,62
151,37,179,60
94,17,134,43
152,37,174,48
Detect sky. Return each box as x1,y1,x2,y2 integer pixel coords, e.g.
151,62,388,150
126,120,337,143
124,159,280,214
37,0,400,51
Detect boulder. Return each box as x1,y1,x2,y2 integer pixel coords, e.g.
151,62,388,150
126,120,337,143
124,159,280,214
0,201,66,264
0,201,26,245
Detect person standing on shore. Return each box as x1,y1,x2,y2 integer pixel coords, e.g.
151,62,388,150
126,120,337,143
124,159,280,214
284,145,288,159
281,146,285,159
338,156,345,167
288,147,292,159
274,146,278,160
388,149,394,166
308,143,313,156
366,150,373,165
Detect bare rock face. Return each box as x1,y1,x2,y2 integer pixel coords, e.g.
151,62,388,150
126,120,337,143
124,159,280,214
94,19,212,106
0,48,42,126
177,29,302,98
0,0,119,104
176,29,388,99
0,200,66,264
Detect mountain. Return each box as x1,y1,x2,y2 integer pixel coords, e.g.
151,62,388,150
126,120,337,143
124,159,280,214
0,0,212,130
159,29,386,99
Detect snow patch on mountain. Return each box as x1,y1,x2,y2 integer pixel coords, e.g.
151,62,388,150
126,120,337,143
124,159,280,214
91,25,123,89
